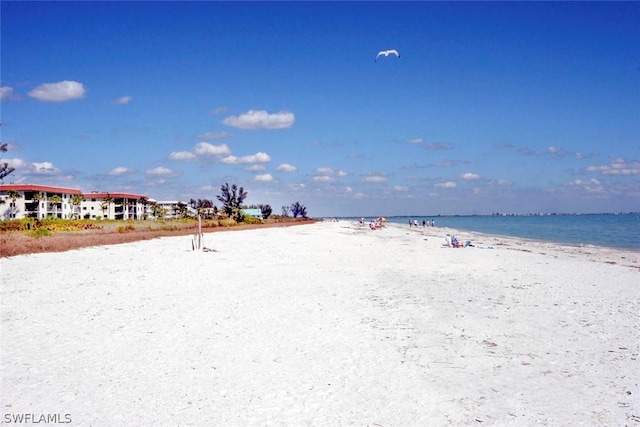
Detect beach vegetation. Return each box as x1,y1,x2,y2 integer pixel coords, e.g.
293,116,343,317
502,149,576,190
28,228,52,238
32,192,45,218
0,218,103,233
5,190,22,218
100,193,113,218
243,215,262,225
117,222,136,233
260,204,272,219
70,194,85,219
0,138,16,181
216,183,247,220
47,194,63,218
176,201,189,219
189,198,217,219
290,202,308,218
147,201,166,219
281,205,290,217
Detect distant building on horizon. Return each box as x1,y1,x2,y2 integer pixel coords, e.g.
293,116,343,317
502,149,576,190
148,200,196,220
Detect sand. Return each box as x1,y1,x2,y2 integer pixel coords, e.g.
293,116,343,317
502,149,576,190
1,220,638,426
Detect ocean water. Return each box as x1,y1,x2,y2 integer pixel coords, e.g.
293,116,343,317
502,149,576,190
365,214,639,250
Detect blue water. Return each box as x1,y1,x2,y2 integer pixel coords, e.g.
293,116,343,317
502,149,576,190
354,214,640,250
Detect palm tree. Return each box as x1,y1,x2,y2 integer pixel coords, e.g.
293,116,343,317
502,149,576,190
122,199,130,220
217,183,247,220
0,138,16,181
7,190,22,219
48,195,63,218
176,201,189,219
32,192,45,219
290,201,308,218
100,193,113,219
70,194,85,219
148,201,164,220
139,197,149,220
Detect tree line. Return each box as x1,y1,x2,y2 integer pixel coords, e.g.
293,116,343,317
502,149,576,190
155,183,308,221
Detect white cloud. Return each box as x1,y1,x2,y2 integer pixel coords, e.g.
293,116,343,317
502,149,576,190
586,158,640,176
193,142,232,157
568,178,604,193
312,175,333,182
5,158,27,169
316,167,333,175
277,163,297,172
145,166,179,178
113,95,133,105
0,86,14,100
28,80,85,102
461,172,480,180
169,151,197,161
108,166,134,176
435,181,457,188
363,175,388,183
337,170,348,177
222,110,295,130
5,158,60,175
254,173,274,182
408,137,423,144
246,164,266,172
221,152,271,164
31,162,60,174
195,131,229,140
393,185,409,191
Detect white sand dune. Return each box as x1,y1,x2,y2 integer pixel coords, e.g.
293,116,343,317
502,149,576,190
2,221,639,426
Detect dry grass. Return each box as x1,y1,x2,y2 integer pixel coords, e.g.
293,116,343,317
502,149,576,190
0,218,318,258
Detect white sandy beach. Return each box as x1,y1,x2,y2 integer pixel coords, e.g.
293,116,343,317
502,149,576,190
1,220,639,426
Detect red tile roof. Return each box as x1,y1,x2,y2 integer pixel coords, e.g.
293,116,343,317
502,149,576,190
83,192,148,200
0,184,147,200
0,184,83,194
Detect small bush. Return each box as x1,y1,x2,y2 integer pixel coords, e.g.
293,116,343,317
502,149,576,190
243,216,262,225
117,223,136,233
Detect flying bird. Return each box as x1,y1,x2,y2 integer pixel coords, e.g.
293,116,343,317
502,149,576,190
375,49,400,61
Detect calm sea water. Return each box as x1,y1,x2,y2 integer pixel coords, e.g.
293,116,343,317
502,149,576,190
352,214,640,250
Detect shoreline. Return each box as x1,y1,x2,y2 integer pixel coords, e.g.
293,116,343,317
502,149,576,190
398,221,640,270
377,213,640,252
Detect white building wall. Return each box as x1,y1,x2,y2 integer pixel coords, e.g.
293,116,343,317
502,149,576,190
0,190,78,219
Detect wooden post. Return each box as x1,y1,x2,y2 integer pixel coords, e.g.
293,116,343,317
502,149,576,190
193,214,203,251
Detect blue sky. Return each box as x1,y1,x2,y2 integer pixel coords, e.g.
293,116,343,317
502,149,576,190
1,1,639,217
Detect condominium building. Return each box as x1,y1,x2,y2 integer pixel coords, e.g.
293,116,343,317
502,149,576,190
147,200,196,219
82,192,148,220
0,184,148,220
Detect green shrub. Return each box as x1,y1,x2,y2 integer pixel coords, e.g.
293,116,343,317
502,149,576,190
243,216,262,225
